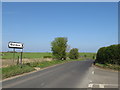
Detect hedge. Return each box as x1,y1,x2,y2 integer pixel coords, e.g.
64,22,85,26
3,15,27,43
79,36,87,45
96,44,120,65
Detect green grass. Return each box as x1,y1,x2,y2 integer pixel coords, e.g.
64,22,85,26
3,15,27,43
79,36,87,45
95,63,120,71
30,59,84,68
1,65,35,79
2,59,84,79
79,52,96,59
2,52,96,59
2,52,52,59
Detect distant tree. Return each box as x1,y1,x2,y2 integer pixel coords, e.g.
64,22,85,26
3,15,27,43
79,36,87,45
51,37,68,60
84,55,87,58
69,48,79,59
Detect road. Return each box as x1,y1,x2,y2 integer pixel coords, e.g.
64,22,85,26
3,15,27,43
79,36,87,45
2,60,118,88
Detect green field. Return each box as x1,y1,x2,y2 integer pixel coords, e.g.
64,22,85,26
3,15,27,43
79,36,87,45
2,52,96,59
2,52,52,59
78,52,96,59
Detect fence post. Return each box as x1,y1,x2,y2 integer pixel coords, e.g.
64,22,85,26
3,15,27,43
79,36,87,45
17,56,19,65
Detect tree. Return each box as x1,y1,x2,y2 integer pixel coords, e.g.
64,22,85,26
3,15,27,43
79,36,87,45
51,37,68,60
69,48,79,59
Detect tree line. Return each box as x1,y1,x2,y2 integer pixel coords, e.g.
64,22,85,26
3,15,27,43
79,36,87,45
95,44,120,65
51,37,79,60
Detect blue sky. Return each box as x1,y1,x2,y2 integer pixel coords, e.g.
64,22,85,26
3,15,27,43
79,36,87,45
2,2,118,52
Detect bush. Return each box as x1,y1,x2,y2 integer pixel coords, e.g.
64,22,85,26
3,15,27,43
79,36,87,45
96,44,120,65
30,62,39,67
69,48,79,59
84,55,87,58
25,63,31,66
93,56,95,59
43,56,52,58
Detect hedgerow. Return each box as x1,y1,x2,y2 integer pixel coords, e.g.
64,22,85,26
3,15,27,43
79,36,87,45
96,44,120,65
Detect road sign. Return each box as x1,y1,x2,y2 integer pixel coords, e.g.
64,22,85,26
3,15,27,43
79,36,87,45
8,42,24,49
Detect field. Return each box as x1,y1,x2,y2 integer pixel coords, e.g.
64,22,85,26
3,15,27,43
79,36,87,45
2,52,96,59
1,52,96,67
78,52,96,59
2,52,52,59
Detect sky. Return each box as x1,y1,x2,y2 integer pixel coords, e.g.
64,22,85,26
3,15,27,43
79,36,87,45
2,2,118,52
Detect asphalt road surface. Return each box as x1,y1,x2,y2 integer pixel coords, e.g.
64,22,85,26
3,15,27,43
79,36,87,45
2,60,118,88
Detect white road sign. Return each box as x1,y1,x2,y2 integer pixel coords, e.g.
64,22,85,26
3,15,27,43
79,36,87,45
8,42,23,49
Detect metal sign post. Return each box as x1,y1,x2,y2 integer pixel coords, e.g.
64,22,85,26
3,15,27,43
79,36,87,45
8,41,24,65
13,48,15,63
20,49,23,65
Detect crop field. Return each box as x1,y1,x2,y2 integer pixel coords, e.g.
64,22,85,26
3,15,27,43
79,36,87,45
1,52,96,59
2,52,52,59
79,52,96,59
1,52,96,67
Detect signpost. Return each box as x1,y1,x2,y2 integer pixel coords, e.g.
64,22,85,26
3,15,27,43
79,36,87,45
8,42,23,49
8,41,24,65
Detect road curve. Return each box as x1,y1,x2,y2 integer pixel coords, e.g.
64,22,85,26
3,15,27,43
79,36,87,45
3,60,93,88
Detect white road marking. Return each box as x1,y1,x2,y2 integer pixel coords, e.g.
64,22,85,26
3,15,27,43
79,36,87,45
92,71,94,74
99,84,104,88
88,84,93,88
103,84,118,87
88,83,118,88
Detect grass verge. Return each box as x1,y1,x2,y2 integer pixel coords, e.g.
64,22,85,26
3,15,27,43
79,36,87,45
95,63,120,71
1,65,35,79
2,59,84,79
29,59,84,68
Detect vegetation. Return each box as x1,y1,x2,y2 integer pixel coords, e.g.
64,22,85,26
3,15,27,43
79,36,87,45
51,37,68,60
26,59,84,68
69,48,79,59
95,63,120,71
2,52,96,60
2,65,35,79
2,59,84,79
95,44,120,65
1,52,96,79
2,52,52,59
43,56,52,58
95,44,120,70
79,53,96,60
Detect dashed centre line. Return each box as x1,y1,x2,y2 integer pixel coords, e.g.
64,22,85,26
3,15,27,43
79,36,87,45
92,71,94,74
